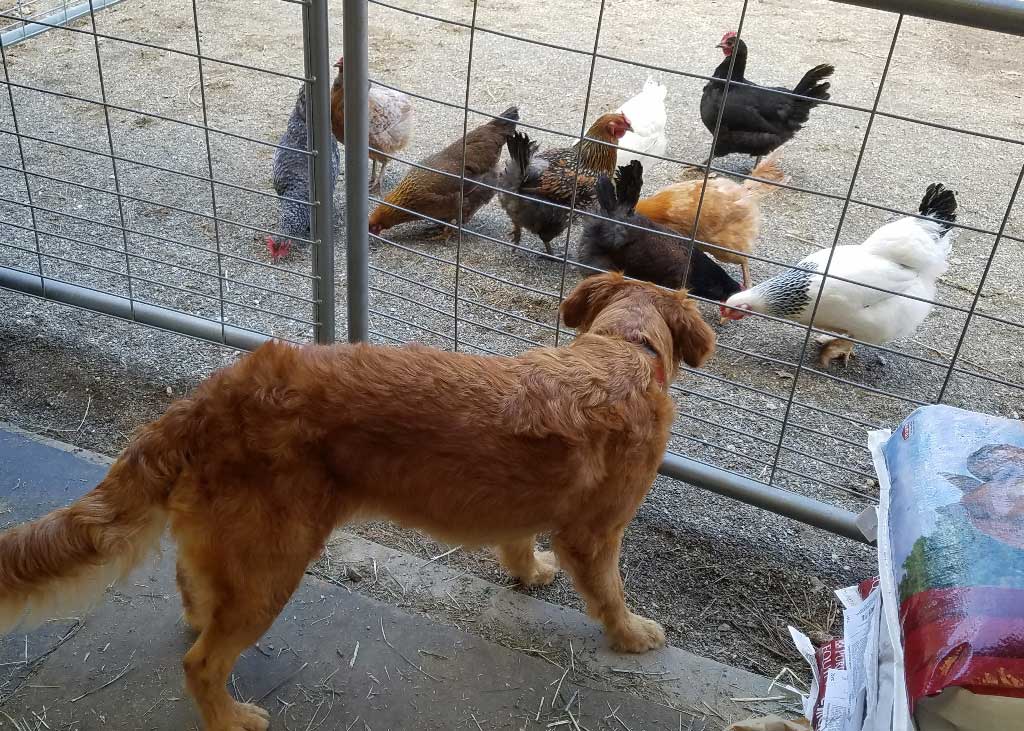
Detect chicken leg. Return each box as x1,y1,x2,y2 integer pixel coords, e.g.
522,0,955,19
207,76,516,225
740,259,751,290
816,335,854,368
368,159,380,195
372,158,390,195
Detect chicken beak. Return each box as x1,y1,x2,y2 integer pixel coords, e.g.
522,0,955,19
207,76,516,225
715,42,725,48
719,303,749,321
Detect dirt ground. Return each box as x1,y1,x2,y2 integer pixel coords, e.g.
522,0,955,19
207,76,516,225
0,0,1022,677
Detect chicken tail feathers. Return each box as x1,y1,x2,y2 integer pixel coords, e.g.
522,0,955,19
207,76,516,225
919,183,957,234
595,173,618,216
492,106,520,135
504,131,536,188
743,152,787,199
793,64,834,101
613,160,644,213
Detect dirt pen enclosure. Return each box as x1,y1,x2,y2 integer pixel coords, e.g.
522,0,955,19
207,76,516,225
0,0,1022,675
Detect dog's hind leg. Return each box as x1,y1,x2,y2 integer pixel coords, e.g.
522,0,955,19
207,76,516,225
178,539,319,731
497,538,559,587
552,528,665,654
176,559,208,634
172,497,339,729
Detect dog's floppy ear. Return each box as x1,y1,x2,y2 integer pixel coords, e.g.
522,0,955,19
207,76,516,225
561,272,629,331
657,291,716,368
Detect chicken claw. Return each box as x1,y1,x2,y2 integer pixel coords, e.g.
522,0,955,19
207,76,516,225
816,336,854,368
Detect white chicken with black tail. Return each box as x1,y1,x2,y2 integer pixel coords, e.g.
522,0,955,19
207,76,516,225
615,76,667,170
721,183,957,367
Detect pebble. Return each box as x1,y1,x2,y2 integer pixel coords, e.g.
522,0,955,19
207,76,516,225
346,566,363,582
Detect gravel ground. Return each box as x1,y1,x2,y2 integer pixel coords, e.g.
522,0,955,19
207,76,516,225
1,0,1023,676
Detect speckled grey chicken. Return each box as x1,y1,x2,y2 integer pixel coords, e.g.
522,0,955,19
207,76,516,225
267,85,341,262
498,112,631,256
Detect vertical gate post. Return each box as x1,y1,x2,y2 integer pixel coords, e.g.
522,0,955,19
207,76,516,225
343,0,370,343
304,0,336,344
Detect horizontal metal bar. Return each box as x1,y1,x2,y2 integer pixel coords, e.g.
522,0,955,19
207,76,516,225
829,0,1024,35
660,451,871,543
0,265,274,349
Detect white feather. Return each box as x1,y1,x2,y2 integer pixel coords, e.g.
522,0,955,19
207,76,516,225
616,75,668,170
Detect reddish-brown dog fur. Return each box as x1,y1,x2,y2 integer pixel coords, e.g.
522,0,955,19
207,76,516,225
0,273,715,731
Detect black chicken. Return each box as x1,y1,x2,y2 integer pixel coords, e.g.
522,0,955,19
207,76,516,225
700,31,834,161
579,161,743,304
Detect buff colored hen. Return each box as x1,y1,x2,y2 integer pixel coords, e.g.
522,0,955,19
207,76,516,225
635,153,785,292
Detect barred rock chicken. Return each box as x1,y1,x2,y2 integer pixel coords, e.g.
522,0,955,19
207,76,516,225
267,85,341,263
723,183,957,367
368,106,518,238
616,76,667,170
498,112,631,256
635,153,786,292
701,32,833,161
580,161,742,304
331,57,414,194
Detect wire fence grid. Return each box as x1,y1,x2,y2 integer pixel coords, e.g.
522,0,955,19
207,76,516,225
0,0,1022,543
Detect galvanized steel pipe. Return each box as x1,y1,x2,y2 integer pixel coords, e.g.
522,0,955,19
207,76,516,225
305,0,337,344
830,0,1024,36
342,0,370,343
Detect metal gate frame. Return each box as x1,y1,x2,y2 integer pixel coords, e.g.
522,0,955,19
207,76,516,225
0,0,1021,544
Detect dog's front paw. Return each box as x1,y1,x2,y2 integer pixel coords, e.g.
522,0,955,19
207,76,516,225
214,702,270,731
610,613,666,653
521,550,559,587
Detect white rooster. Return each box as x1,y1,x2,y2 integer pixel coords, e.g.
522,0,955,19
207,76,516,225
722,183,957,367
615,76,667,170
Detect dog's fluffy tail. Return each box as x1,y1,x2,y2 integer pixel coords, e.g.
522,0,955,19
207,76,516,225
0,402,192,631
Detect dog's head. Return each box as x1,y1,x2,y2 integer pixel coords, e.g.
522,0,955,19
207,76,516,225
561,273,716,378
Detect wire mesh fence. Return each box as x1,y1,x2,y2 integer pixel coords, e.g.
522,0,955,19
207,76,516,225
346,0,1024,541
0,0,333,350
0,0,1021,542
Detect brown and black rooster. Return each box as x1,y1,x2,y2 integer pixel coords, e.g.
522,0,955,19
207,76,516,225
498,112,631,256
368,106,519,238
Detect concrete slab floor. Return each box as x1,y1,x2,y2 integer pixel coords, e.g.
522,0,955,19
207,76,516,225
0,426,787,730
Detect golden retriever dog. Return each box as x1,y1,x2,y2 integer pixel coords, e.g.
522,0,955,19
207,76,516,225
0,273,715,731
